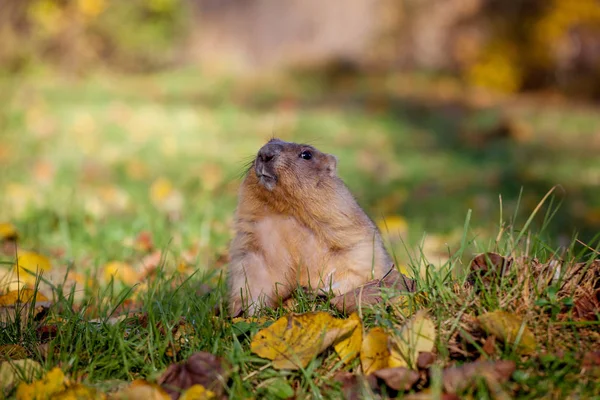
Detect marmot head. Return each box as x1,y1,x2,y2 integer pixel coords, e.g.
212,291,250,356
252,139,338,192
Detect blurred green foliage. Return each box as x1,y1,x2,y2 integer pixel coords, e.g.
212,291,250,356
1,0,188,72
2,0,600,97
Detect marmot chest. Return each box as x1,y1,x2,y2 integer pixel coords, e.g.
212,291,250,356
253,214,333,280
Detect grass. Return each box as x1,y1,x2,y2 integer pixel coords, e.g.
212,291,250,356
0,68,599,398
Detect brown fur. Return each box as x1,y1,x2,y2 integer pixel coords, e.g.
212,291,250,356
228,139,392,315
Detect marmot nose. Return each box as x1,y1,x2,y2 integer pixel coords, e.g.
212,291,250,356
257,143,282,163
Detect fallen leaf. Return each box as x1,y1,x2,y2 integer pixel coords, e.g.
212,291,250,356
573,288,599,321
158,352,230,399
113,380,170,400
334,312,362,364
389,311,436,369
103,261,139,285
165,318,196,358
0,289,51,328
16,367,67,399
0,344,28,360
582,350,600,378
251,312,358,369
389,291,429,319
416,351,435,369
373,367,420,391
481,335,497,357
468,253,512,287
150,178,183,215
15,252,52,280
0,222,18,241
442,360,516,394
51,384,106,399
0,359,42,394
360,327,391,375
179,384,215,400
133,231,154,252
330,269,416,313
333,371,376,400
0,289,49,306
477,311,535,354
377,216,408,237
403,390,460,400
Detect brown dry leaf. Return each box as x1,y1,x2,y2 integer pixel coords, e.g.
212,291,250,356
442,360,516,394
389,311,436,369
330,269,416,313
158,352,230,399
403,390,460,400
477,311,535,354
582,350,600,378
103,261,139,285
416,351,435,369
333,371,376,400
16,367,67,399
134,231,154,253
0,344,28,360
333,312,362,364
373,367,420,391
573,288,600,321
0,222,18,241
360,327,391,375
113,380,170,400
179,384,216,400
250,312,358,369
165,319,196,358
0,359,42,394
468,252,512,287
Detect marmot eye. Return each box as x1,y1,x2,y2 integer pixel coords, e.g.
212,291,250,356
299,150,312,160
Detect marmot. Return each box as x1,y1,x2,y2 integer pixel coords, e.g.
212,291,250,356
228,139,393,315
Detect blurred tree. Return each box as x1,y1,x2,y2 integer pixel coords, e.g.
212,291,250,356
0,0,189,73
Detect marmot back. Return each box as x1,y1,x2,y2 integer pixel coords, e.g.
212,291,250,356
228,139,392,315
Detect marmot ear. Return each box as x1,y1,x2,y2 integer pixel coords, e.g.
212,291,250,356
326,155,338,177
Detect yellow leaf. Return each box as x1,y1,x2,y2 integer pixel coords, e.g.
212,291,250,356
0,289,49,306
103,262,139,285
250,312,358,369
0,359,42,393
388,291,428,319
180,384,216,400
477,311,536,354
52,384,106,400
150,178,183,213
0,222,18,241
377,216,408,236
389,310,436,369
15,252,52,277
360,327,391,375
112,379,170,400
77,0,105,17
334,312,362,364
16,367,67,400
231,316,272,325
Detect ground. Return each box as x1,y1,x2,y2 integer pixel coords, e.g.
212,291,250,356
0,69,599,398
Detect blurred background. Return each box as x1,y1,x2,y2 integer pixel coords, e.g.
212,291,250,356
1,0,599,268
